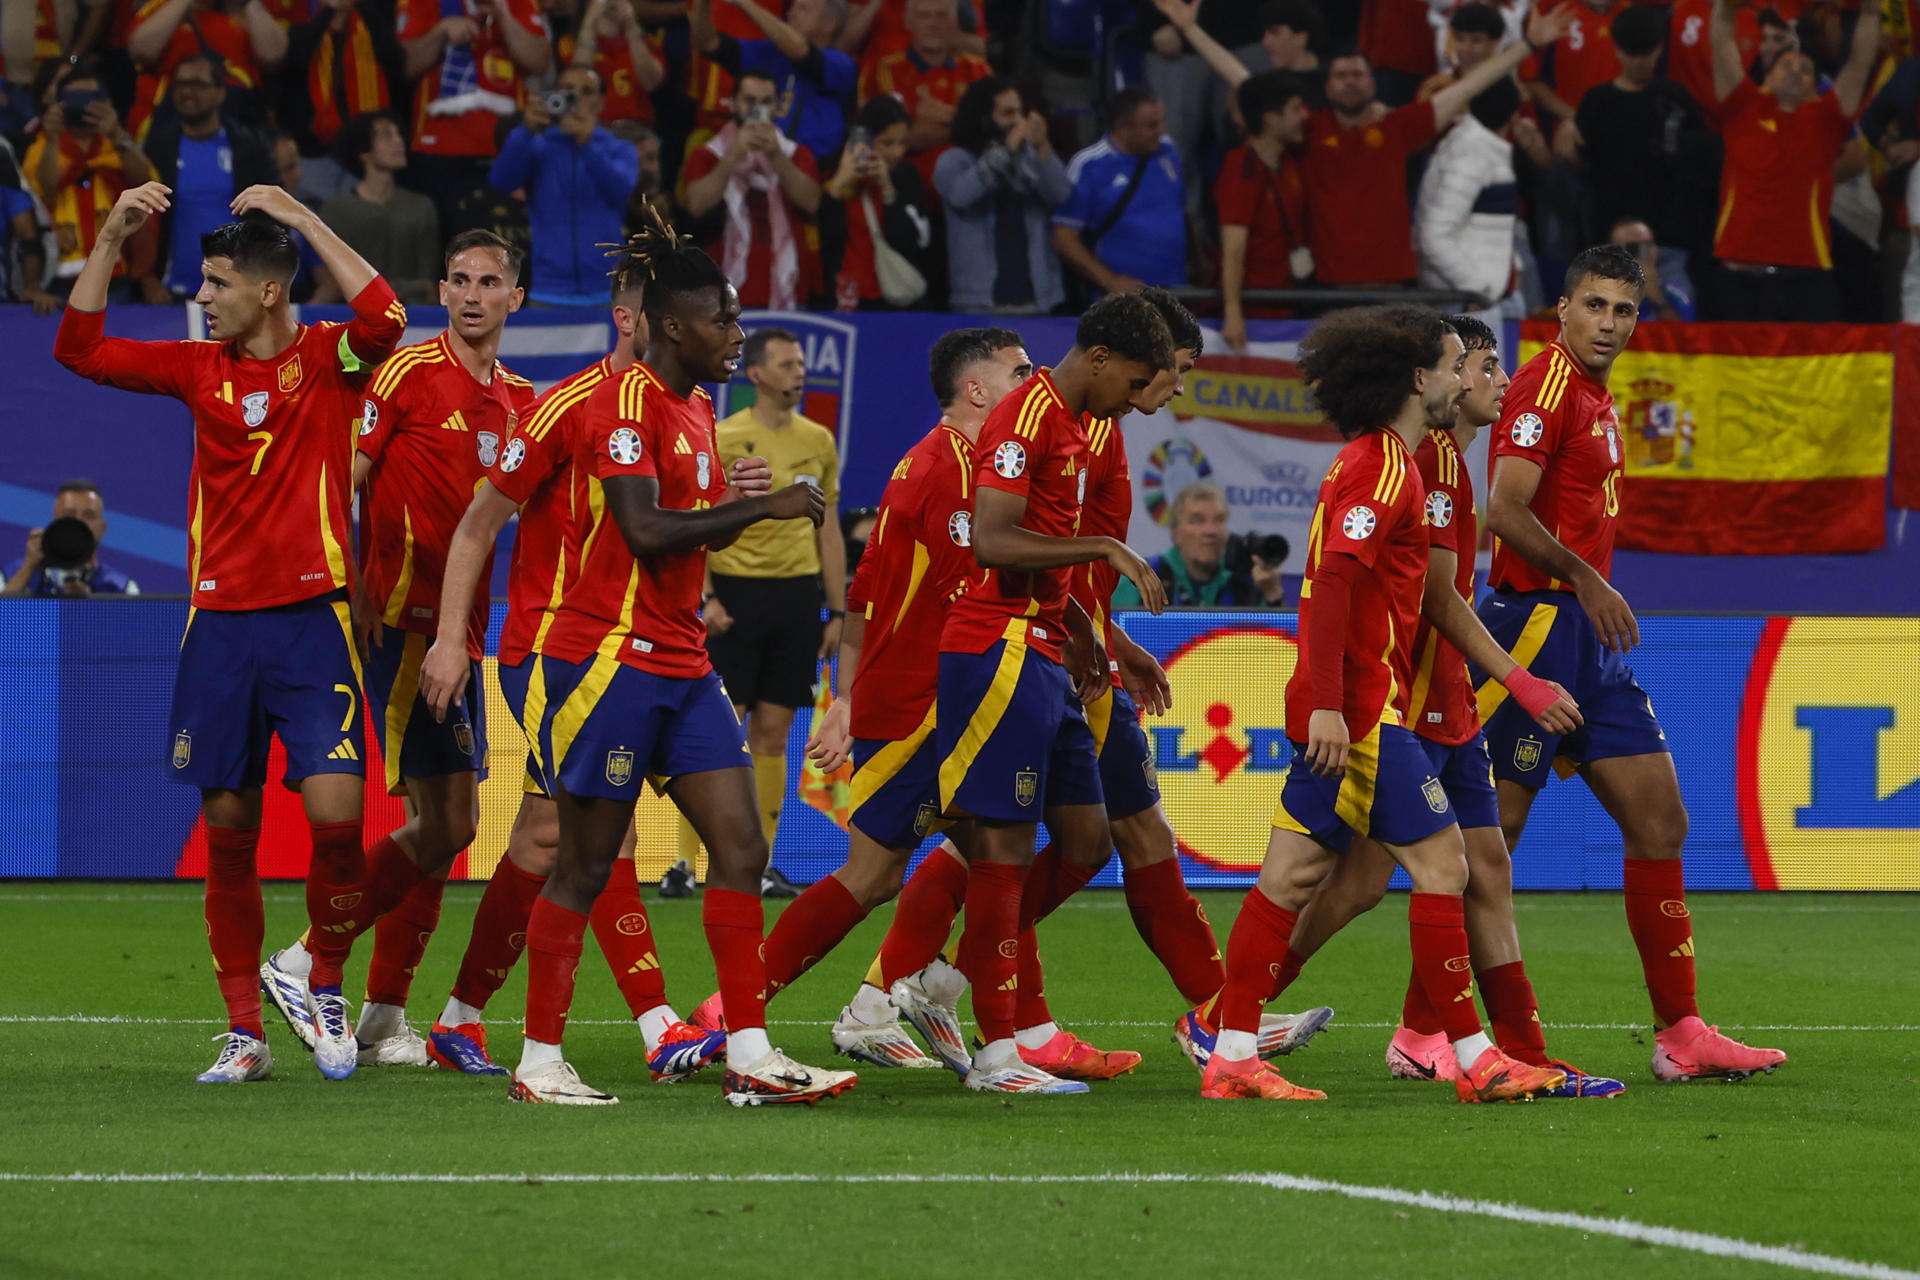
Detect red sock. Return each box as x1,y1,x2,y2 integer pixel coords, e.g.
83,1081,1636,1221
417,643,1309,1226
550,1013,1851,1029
1400,960,1444,1036
205,826,265,1037
1019,842,1099,929
1211,888,1298,1035
877,848,967,989
364,874,445,1007
1268,948,1307,1002
1622,857,1700,1027
1408,892,1482,1042
1478,960,1549,1065
523,895,588,1045
1123,857,1226,1005
764,875,868,999
956,860,1024,1044
1014,927,1052,1030
703,887,768,1031
451,857,548,1011
305,820,368,991
589,858,667,1018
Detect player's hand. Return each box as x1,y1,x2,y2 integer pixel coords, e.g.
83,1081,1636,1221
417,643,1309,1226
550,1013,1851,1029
1063,627,1110,705
1304,708,1349,779
1222,307,1248,354
1525,2,1576,48
1103,271,1147,295
522,92,553,132
806,695,852,773
1151,0,1201,31
1106,539,1167,614
818,613,843,661
101,182,172,243
419,636,471,723
22,527,44,570
766,480,825,526
701,593,733,636
230,183,310,230
1503,668,1582,735
438,13,478,42
1574,571,1639,653
1115,640,1172,716
351,582,382,657
724,455,773,501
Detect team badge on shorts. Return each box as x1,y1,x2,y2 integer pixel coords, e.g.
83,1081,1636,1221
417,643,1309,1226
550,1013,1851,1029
1014,768,1038,807
1341,505,1377,539
499,437,526,472
1422,776,1448,814
1514,735,1543,772
606,749,635,787
1425,490,1453,528
454,723,475,757
1142,752,1158,788
948,510,972,546
242,391,270,428
609,427,643,465
994,440,1027,478
913,801,938,837
476,431,500,468
1511,413,1544,447
358,399,378,436
172,731,192,769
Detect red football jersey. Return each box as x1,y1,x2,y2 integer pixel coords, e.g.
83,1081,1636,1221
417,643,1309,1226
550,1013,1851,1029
1301,101,1437,286
859,48,991,187
397,0,546,157
358,334,537,659
54,279,407,612
1214,143,1308,289
1712,78,1852,270
1667,0,1759,112
846,423,979,740
1284,430,1429,743
488,356,619,666
1405,428,1478,747
1522,0,1627,115
940,370,1088,663
1069,413,1130,687
1488,340,1624,594
539,362,726,678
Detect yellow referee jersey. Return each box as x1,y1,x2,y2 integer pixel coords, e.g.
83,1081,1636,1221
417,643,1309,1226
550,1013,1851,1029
708,408,841,578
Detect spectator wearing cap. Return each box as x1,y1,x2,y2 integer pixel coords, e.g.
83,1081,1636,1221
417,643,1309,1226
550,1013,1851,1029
934,76,1070,313
316,111,442,304
1053,85,1186,294
1215,71,1310,352
142,52,276,298
3,481,139,598
693,0,857,162
1415,77,1522,309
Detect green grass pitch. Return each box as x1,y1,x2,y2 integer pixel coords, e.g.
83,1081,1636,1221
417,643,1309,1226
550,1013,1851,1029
2,882,1915,1279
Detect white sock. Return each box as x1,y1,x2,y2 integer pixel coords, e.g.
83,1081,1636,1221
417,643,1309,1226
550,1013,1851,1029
1014,1021,1059,1051
725,1027,773,1070
357,1001,405,1042
921,957,969,1006
635,1004,677,1054
1215,1029,1259,1060
439,996,484,1027
277,940,312,977
847,983,894,1025
519,1037,563,1071
973,1036,1019,1071
1451,1031,1495,1073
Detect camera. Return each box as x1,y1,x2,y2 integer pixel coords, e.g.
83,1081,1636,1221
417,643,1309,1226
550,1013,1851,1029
1223,531,1289,579
60,87,107,118
745,102,775,125
846,125,871,152
39,516,97,588
544,88,577,117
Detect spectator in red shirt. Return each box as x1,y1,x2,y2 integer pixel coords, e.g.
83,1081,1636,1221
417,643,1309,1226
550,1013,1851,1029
1667,0,1759,111
126,0,288,136
838,0,984,82
1214,70,1309,351
1358,0,1436,106
682,65,824,308
559,0,667,125
1523,0,1631,164
1704,0,1879,320
859,0,990,190
818,93,937,308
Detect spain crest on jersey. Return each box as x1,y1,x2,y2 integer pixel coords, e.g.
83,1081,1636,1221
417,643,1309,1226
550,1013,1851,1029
278,354,302,392
1013,768,1038,807
606,749,635,787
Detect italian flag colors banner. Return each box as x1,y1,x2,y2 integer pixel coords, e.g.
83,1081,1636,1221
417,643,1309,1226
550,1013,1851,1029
1520,322,1898,555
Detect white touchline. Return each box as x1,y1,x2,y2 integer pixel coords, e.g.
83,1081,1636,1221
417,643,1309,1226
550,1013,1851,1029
0,1171,1910,1279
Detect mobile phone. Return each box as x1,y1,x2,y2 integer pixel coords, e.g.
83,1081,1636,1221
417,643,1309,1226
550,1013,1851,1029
746,102,774,125
60,88,107,117
846,126,871,151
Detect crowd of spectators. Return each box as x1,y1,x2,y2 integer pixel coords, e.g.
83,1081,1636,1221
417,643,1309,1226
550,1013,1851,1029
5,0,1920,325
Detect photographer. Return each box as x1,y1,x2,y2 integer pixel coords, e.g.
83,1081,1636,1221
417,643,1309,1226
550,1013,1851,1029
818,94,935,309
1111,482,1288,610
682,67,823,310
933,75,1070,314
488,63,638,306
4,481,140,598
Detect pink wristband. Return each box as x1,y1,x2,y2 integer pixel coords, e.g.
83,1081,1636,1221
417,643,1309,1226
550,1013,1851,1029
1504,668,1559,721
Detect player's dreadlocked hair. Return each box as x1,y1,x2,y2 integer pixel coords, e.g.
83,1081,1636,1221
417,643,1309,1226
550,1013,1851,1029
1075,292,1174,372
1135,285,1203,357
606,198,730,320
1447,313,1498,353
1297,305,1453,439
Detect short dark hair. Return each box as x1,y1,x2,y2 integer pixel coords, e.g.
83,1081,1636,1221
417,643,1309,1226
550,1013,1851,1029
1106,85,1159,131
928,326,1024,407
1259,0,1326,51
1297,305,1454,438
1236,70,1309,136
951,75,1017,154
1612,4,1667,56
200,217,299,283
1076,292,1174,371
1135,285,1203,357
171,51,225,84
1562,242,1646,299
609,198,731,320
1447,314,1498,352
1324,45,1369,74
1758,6,1790,31
854,92,911,138
1449,2,1505,39
1468,76,1521,132
335,111,399,179
56,479,102,500
736,67,780,95
445,228,524,283
743,326,800,369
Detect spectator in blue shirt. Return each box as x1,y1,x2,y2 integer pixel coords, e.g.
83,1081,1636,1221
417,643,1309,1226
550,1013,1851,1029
1053,85,1188,295
1,145,53,313
1611,217,1696,322
143,53,276,299
692,0,857,162
489,63,639,306
3,481,140,598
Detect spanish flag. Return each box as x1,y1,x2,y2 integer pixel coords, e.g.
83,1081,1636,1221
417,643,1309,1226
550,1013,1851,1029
1520,322,1891,555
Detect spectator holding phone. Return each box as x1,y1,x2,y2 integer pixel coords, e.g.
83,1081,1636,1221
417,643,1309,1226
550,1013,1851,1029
934,75,1070,313
819,94,936,308
25,68,155,295
693,0,859,162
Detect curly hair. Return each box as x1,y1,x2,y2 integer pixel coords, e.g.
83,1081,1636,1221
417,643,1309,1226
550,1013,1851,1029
605,198,730,319
1076,292,1174,372
1447,313,1498,352
1135,285,1203,356
1297,306,1454,438
950,76,1022,155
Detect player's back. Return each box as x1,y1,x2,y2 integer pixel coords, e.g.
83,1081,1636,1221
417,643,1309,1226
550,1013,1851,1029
848,423,979,741
1488,340,1623,594
1405,427,1479,746
1283,429,1428,743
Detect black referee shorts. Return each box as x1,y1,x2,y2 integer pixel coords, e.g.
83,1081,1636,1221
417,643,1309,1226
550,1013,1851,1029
708,573,825,711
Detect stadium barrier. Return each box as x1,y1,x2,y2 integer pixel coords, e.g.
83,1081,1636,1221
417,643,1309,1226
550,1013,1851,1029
3,599,1913,891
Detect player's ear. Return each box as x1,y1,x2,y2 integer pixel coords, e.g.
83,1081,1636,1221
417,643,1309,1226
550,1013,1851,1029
507,286,526,314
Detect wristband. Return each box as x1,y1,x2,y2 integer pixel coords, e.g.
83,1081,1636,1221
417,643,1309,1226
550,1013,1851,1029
1503,668,1559,721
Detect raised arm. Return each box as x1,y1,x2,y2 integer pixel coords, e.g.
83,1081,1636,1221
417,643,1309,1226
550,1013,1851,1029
1151,0,1251,90
489,0,550,74
1709,0,1746,104
738,0,811,63
54,182,196,394
1832,2,1883,117
816,502,846,661
1431,3,1573,130
229,183,383,304
241,0,290,68
127,0,192,67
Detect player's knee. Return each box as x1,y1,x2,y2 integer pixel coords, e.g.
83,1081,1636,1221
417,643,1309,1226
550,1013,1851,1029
1464,836,1513,895
1401,831,1468,896
1112,809,1175,871
1625,801,1689,857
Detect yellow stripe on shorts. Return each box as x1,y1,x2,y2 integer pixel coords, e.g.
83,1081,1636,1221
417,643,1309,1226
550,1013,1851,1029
382,631,428,794
549,644,624,786
848,703,937,814
1474,603,1558,724
1085,683,1115,756
937,619,1030,812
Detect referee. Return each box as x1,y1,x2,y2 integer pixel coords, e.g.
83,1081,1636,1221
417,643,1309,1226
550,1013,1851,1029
669,326,845,897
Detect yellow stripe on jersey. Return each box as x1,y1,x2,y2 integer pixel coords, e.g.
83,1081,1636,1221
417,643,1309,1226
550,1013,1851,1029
891,540,930,635
384,300,408,327
1808,184,1832,271
1474,602,1558,723
1538,350,1573,414
187,477,204,597
370,341,444,400
524,372,600,442
1013,382,1052,441
529,535,569,657
575,478,612,579
937,618,1031,811
382,506,416,626
317,463,349,591
382,631,428,794
948,435,972,498
848,703,937,814
1404,629,1442,728
500,367,534,389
